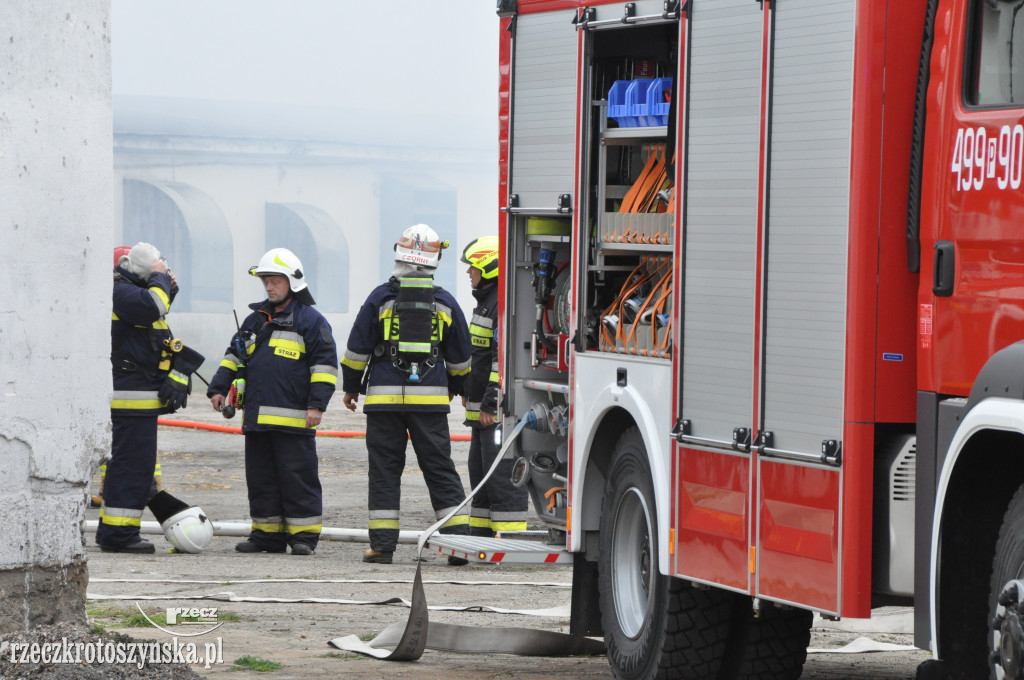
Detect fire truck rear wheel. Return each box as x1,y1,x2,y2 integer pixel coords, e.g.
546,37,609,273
988,484,1024,680
598,427,732,680
719,601,812,680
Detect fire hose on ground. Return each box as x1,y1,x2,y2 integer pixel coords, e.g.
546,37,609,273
156,417,471,441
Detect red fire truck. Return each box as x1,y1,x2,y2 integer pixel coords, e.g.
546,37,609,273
461,0,1024,678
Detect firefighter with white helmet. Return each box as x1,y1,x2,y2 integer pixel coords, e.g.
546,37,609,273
207,247,338,555
460,236,528,536
341,225,474,564
99,242,203,553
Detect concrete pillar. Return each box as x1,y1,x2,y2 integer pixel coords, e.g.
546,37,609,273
0,1,112,632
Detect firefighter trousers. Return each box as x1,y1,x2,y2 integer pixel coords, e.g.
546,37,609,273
366,411,469,552
467,424,529,537
96,415,157,548
244,431,323,551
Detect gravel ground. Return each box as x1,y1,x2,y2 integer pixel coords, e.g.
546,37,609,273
10,398,932,679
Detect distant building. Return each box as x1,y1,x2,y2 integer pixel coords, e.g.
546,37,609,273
113,95,497,370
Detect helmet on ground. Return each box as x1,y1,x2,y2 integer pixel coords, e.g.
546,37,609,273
249,247,316,305
120,242,162,281
113,245,132,269
160,506,213,554
460,236,499,280
394,224,448,270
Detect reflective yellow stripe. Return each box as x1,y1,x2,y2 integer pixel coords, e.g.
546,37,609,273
152,320,168,330
150,286,170,309
99,510,142,527
220,358,239,370
440,514,469,528
310,372,338,384
111,398,163,410
364,394,450,406
153,463,161,477
252,522,286,533
489,372,500,383
448,365,472,376
470,325,492,337
469,516,490,529
369,519,400,530
465,410,480,421
286,524,322,535
490,521,528,532
256,414,310,428
269,338,305,355
169,370,188,386
341,356,367,370
111,312,119,320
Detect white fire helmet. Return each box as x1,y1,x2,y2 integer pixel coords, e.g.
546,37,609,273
249,247,316,305
394,224,449,270
161,506,214,554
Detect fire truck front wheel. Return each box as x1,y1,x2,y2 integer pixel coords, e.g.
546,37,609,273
598,427,732,680
989,484,1024,680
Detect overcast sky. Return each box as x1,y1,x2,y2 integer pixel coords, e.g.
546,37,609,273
111,0,499,145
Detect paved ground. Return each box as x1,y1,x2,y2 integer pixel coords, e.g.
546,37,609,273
78,399,931,679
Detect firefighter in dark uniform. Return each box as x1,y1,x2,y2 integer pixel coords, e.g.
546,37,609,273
341,224,473,565
461,237,529,536
100,242,200,552
208,248,338,556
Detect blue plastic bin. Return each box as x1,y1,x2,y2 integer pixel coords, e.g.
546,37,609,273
645,77,673,126
625,79,652,127
607,80,638,127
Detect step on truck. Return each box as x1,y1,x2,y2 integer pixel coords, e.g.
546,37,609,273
489,0,1024,678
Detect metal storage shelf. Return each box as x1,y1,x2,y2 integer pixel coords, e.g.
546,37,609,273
602,126,668,144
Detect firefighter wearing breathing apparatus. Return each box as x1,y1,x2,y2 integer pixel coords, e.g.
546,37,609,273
208,248,338,555
341,224,473,565
99,242,205,553
461,237,529,536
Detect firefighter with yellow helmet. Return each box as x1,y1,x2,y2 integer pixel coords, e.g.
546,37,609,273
207,247,338,555
461,236,528,536
341,224,474,564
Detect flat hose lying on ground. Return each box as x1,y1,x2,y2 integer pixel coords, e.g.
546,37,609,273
328,416,606,660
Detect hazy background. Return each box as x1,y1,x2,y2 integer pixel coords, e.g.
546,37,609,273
112,1,498,151
110,0,501,367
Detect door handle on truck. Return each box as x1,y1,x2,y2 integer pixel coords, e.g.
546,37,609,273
933,240,955,297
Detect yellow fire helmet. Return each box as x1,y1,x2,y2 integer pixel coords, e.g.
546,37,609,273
460,236,499,280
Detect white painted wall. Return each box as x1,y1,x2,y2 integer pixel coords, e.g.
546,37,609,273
0,1,112,569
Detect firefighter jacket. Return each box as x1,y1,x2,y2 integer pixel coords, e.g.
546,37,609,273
341,278,472,413
110,267,178,416
209,298,338,436
464,280,500,427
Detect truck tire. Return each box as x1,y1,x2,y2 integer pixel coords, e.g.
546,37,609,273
720,602,812,680
598,427,732,680
988,484,1024,680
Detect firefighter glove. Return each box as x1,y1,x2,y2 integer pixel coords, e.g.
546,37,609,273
160,344,203,412
159,371,191,412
